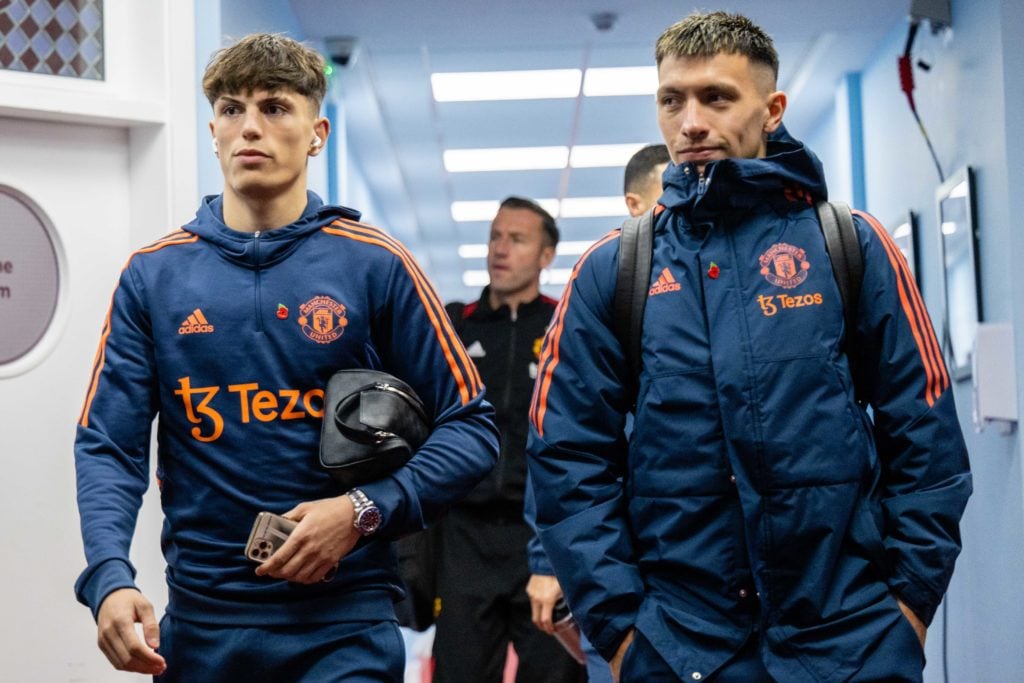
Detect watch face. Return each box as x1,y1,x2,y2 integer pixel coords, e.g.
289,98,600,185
357,506,382,534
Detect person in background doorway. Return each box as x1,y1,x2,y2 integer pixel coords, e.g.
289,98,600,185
73,33,497,682
433,196,583,683
528,11,971,682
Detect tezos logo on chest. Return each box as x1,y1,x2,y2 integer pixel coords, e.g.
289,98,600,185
759,243,810,289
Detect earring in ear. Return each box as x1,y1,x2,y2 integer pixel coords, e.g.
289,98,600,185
212,139,219,157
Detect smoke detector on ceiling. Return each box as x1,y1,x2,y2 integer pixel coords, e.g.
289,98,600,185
590,12,617,32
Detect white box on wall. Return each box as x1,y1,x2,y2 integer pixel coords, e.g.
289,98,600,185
972,323,1018,431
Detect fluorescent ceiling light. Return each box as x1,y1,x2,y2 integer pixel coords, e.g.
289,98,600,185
444,146,568,172
453,197,624,222
451,200,500,222
535,199,561,217
452,198,560,222
431,69,582,102
462,268,573,287
431,66,655,102
445,142,646,173
541,268,573,286
462,270,491,287
583,66,658,97
559,196,628,218
570,143,647,168
458,244,489,259
458,239,596,259
557,240,596,256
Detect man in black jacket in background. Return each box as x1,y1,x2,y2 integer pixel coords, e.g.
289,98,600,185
433,197,582,682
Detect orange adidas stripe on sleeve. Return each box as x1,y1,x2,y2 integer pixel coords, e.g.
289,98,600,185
79,233,198,428
325,220,481,398
323,221,481,405
531,230,621,436
78,304,115,427
856,210,949,406
149,230,189,246
334,219,482,394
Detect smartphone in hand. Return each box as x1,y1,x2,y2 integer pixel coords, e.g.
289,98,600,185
244,511,297,563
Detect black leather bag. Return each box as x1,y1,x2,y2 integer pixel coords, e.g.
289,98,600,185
319,369,430,490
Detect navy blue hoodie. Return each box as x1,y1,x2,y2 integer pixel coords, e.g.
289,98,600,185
75,192,498,625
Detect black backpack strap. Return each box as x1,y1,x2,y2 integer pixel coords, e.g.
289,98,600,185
613,207,655,400
816,200,866,404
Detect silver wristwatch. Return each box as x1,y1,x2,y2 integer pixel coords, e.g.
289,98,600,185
347,488,382,536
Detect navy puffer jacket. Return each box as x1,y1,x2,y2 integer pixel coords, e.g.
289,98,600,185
528,127,971,682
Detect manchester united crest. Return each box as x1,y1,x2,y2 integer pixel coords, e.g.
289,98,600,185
297,295,348,344
759,243,810,289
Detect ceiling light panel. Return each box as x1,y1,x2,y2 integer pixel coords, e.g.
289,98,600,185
431,69,582,102
462,270,491,287
556,240,597,256
444,146,569,172
559,196,629,218
444,143,646,173
452,197,625,222
457,239,596,259
451,200,501,222
583,66,658,97
462,268,573,287
569,143,647,168
451,199,560,222
457,244,489,259
541,269,573,286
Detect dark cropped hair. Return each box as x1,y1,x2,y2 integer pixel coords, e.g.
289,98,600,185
203,33,327,111
624,144,671,195
498,196,560,248
656,11,779,82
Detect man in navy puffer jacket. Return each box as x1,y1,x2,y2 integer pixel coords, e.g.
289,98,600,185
527,11,971,682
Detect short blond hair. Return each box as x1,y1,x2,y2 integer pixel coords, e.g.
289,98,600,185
202,33,327,111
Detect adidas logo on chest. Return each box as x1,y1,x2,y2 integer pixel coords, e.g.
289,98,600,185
649,267,682,296
178,308,214,334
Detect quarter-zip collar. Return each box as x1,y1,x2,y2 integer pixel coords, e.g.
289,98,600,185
183,191,361,269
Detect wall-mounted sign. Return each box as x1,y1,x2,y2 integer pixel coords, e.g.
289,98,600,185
0,186,62,369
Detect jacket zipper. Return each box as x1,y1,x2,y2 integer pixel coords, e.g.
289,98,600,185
495,310,518,493
254,231,263,332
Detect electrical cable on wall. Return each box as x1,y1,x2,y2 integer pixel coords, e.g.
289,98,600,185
900,13,951,683
898,20,945,183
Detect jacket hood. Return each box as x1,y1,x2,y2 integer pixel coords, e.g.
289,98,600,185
183,191,361,268
660,125,828,222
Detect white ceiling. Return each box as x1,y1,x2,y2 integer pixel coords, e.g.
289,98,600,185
287,0,909,300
